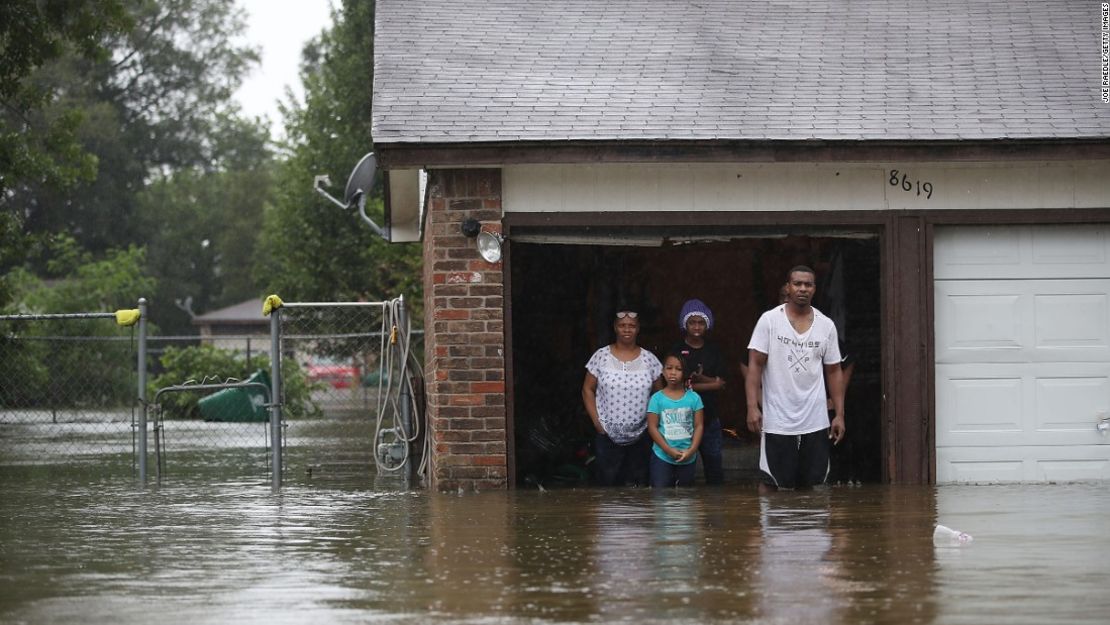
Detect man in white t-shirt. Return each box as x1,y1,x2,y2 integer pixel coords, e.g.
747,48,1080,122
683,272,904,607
745,266,846,491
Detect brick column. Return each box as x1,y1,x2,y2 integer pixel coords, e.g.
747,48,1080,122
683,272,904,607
423,169,507,491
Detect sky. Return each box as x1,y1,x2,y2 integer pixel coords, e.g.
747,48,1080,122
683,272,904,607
233,0,334,135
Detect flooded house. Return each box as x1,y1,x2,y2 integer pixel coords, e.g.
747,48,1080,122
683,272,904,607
370,0,1110,490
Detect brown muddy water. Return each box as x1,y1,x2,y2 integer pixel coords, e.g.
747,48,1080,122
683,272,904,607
1,466,1108,625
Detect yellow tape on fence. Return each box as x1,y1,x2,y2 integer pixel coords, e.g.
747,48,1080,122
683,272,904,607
115,309,141,326
262,294,284,316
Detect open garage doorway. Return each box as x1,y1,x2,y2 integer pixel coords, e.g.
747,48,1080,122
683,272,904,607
507,230,882,488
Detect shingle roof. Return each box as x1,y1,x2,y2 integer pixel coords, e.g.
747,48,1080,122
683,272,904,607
372,0,1110,144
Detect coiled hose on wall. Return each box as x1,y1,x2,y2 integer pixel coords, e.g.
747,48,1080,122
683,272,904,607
372,297,428,478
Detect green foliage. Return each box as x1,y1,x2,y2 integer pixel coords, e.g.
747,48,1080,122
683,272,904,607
2,0,422,373
135,115,274,335
149,344,242,417
0,213,29,309
2,0,275,342
256,0,422,315
150,345,320,420
0,0,129,97
0,334,49,408
5,0,261,256
0,236,155,408
0,331,135,410
0,0,129,196
16,235,156,314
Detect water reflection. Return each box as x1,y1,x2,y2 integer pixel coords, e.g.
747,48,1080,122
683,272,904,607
755,491,842,621
1,467,1108,624
592,495,655,620
829,487,940,624
423,491,513,615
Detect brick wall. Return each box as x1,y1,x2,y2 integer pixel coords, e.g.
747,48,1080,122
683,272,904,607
423,169,507,491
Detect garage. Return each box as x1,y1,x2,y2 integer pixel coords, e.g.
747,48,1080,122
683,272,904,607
506,229,884,486
934,224,1110,482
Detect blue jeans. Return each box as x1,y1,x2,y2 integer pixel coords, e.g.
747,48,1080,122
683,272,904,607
649,453,697,488
593,432,650,486
700,418,724,485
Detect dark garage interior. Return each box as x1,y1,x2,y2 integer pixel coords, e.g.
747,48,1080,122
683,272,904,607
508,228,883,488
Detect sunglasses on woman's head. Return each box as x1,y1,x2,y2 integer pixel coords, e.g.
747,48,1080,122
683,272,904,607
616,311,638,319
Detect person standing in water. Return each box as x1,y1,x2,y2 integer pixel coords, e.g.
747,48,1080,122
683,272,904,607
582,307,663,486
646,352,704,488
671,298,727,485
745,266,846,491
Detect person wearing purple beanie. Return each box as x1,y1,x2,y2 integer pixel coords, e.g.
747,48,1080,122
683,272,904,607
670,298,727,485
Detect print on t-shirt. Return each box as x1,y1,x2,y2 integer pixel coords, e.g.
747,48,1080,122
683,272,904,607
660,407,693,442
777,335,823,375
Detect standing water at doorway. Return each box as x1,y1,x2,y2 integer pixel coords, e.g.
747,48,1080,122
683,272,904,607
1,467,1109,624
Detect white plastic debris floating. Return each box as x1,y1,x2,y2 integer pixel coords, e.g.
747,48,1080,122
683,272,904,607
933,524,973,545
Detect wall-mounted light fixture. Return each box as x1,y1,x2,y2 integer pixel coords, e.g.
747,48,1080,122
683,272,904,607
461,218,505,263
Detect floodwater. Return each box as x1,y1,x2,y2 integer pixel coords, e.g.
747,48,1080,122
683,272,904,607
1,467,1108,625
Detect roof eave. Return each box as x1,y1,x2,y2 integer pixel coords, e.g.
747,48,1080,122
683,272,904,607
373,137,1110,170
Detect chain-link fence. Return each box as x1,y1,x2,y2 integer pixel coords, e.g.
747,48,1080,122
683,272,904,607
145,334,276,479
0,298,423,485
0,310,143,472
149,375,275,480
274,300,423,483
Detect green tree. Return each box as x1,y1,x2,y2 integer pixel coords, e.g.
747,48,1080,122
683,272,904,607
0,213,30,309
14,235,156,314
256,0,422,312
0,0,130,196
5,0,261,256
136,114,273,336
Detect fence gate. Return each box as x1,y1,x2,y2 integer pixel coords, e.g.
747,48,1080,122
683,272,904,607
148,377,276,483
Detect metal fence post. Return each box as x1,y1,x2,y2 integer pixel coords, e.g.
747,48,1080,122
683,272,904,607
269,307,282,489
137,297,148,484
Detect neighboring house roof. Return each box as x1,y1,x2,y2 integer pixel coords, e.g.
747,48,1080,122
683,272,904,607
373,0,1110,145
192,299,267,327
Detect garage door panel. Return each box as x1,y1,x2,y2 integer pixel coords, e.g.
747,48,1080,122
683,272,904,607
1039,458,1110,482
938,447,1110,483
1030,227,1108,267
937,363,1110,447
934,225,1110,280
935,279,1110,363
936,448,1026,482
936,292,1023,355
935,371,1025,446
1035,376,1110,434
1035,293,1109,348
934,228,1022,277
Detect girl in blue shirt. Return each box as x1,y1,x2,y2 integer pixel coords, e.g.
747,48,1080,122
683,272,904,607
646,353,705,488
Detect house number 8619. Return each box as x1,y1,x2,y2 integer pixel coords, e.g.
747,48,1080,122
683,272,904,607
889,170,933,199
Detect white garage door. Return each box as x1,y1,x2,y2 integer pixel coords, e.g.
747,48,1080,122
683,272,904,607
934,225,1110,483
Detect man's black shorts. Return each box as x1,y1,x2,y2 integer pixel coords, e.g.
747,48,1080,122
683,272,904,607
759,429,830,489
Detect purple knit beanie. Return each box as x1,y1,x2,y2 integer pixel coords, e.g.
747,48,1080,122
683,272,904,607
679,298,713,331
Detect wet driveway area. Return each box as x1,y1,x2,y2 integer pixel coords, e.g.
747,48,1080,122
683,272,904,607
1,467,1108,624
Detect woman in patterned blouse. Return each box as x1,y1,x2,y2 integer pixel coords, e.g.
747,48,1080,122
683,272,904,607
582,308,663,486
